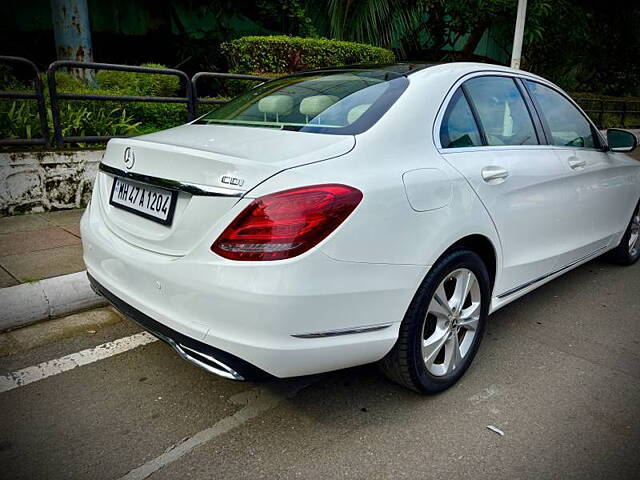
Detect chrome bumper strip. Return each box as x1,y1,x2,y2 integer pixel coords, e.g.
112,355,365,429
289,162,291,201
292,323,393,339
99,163,244,197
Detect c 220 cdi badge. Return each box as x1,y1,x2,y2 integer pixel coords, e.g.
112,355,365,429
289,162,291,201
82,63,640,393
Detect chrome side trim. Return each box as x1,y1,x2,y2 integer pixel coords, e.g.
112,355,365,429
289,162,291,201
292,323,393,339
99,163,244,197
496,245,608,299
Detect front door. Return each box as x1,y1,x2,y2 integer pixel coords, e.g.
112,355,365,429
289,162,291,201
524,80,638,267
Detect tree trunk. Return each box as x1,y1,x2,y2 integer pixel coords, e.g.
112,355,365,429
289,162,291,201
459,22,489,60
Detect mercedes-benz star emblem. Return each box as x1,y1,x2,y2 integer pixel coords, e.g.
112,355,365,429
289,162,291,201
123,147,135,169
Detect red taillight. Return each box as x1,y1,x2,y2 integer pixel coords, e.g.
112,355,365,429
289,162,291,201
212,184,363,261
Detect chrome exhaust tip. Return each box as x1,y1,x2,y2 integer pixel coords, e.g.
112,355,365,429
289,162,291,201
171,340,244,381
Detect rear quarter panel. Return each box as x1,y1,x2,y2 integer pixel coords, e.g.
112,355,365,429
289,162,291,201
195,65,546,275
246,72,503,281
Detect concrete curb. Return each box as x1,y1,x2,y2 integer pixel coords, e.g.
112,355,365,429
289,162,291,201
0,271,107,332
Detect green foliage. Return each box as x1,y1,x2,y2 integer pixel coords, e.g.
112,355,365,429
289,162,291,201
3,101,39,139
570,92,640,129
0,65,26,91
221,35,395,74
255,0,317,37
127,102,186,131
327,0,422,55
57,104,141,139
61,64,186,135
0,99,141,142
526,1,640,96
53,71,85,92
325,0,554,61
0,63,184,145
96,63,180,97
324,0,638,95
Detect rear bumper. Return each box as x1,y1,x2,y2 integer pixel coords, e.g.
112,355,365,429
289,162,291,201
81,203,427,378
88,273,268,381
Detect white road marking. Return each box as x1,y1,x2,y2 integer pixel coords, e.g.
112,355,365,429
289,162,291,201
0,332,158,394
118,378,314,480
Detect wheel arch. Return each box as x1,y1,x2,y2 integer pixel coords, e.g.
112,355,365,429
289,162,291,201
439,234,498,291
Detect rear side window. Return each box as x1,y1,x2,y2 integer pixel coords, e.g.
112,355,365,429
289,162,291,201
465,76,538,146
439,89,482,148
525,80,597,148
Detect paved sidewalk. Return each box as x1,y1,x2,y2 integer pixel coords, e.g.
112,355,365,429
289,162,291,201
0,209,85,287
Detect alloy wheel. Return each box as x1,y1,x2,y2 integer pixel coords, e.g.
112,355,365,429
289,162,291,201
421,268,481,377
629,203,640,257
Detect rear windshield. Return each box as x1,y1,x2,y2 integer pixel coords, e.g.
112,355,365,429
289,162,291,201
194,70,408,135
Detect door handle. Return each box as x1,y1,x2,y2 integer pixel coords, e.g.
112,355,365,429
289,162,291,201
568,158,587,170
481,166,509,184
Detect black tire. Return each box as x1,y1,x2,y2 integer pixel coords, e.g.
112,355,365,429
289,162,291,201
606,200,640,266
379,249,491,394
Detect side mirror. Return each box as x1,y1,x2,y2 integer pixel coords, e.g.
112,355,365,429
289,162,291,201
606,128,638,153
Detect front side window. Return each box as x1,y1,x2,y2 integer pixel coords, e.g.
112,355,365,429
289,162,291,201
525,80,597,148
465,76,538,146
439,89,482,148
195,70,408,135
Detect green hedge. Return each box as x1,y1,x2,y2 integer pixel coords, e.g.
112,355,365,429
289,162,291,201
93,64,186,131
96,63,180,97
221,35,395,75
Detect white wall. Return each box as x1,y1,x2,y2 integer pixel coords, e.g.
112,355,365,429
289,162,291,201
0,150,104,216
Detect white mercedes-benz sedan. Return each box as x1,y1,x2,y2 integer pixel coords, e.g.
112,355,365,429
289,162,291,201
82,63,640,393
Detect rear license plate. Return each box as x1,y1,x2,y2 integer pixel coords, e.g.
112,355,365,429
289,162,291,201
109,177,178,225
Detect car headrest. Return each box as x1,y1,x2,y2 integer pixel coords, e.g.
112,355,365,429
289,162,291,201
299,95,339,119
258,95,294,115
347,104,371,124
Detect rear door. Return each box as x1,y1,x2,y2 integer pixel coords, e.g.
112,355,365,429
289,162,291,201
524,80,638,267
437,74,569,296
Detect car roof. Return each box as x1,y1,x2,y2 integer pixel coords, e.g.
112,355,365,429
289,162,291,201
408,61,548,82
296,62,547,83
287,63,434,78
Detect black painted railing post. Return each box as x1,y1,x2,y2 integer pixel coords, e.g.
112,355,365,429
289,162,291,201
33,69,50,148
184,74,196,121
0,56,50,147
47,62,64,148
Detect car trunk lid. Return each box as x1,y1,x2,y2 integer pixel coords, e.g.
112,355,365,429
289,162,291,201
95,124,355,256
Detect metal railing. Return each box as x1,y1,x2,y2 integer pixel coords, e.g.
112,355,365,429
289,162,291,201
0,56,50,147
3,59,266,148
574,97,640,129
47,61,196,147
2,56,639,149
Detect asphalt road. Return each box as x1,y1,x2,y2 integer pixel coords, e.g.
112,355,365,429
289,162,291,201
1,257,639,480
